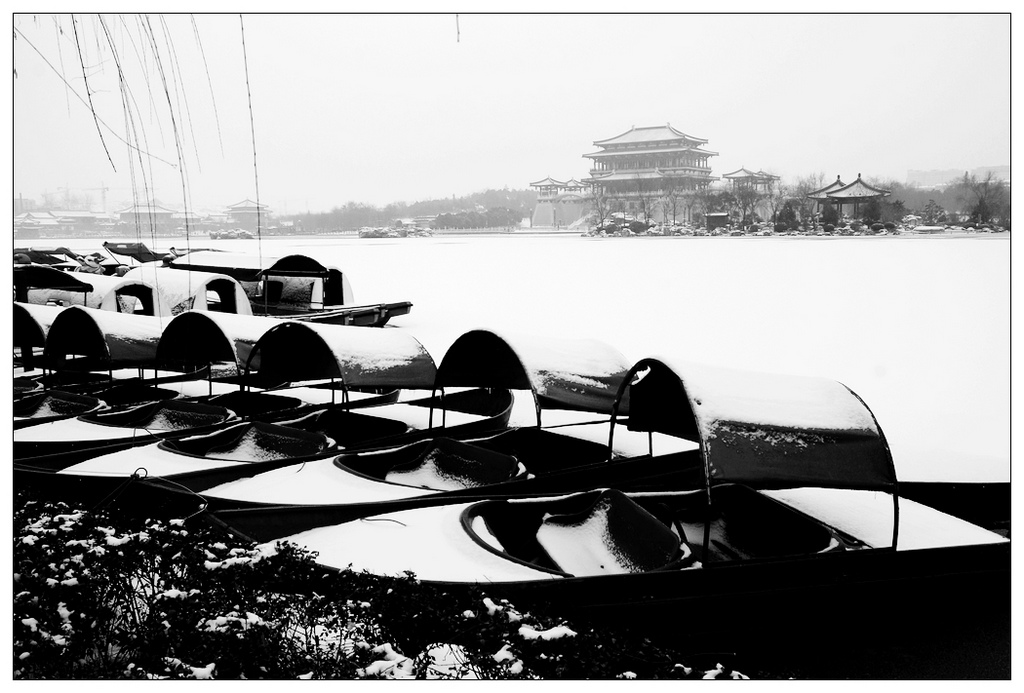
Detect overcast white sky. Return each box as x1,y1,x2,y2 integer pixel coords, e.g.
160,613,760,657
10,11,1011,215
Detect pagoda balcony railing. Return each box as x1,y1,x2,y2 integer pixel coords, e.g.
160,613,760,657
589,165,713,176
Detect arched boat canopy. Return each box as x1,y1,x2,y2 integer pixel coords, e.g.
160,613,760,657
13,265,92,302
124,266,253,316
435,329,632,416
169,251,325,281
155,311,284,375
614,358,896,492
245,321,436,388
43,305,165,371
21,270,174,317
14,302,65,349
168,251,354,307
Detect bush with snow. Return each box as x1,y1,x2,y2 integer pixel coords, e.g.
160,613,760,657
12,491,757,679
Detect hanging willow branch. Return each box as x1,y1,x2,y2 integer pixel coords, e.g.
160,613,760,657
70,14,117,172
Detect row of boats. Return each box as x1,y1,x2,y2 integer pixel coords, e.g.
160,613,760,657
11,242,1010,647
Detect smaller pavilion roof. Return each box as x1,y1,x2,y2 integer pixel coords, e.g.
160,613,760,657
529,177,566,187
227,199,271,210
806,175,848,200
116,202,179,215
825,174,891,200
723,168,780,181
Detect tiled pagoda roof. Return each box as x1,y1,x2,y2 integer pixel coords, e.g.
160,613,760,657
806,175,847,200
592,124,709,148
227,199,270,210
529,176,566,187
723,167,778,180
825,174,891,200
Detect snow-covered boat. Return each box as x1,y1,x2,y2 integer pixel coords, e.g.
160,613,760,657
165,250,412,326
134,329,675,511
206,358,1009,644
15,264,175,316
15,245,123,275
14,322,515,509
14,389,106,428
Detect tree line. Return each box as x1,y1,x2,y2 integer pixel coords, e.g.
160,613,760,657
283,189,536,232
591,171,1010,231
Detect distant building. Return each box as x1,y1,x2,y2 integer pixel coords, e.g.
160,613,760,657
528,177,591,228
722,168,780,222
116,201,178,230
14,196,38,215
227,199,272,232
584,124,718,223
906,166,1010,189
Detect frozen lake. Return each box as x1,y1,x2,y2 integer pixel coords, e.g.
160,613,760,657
43,232,1013,483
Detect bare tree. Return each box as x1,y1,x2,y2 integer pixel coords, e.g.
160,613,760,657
733,185,762,229
761,177,790,228
954,172,1009,226
792,172,827,226
589,186,612,231
632,174,657,225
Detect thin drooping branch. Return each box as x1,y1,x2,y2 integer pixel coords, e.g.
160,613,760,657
191,14,224,157
141,14,193,247
240,15,263,252
14,24,177,169
70,14,117,172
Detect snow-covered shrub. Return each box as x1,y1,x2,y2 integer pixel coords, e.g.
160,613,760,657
13,491,756,680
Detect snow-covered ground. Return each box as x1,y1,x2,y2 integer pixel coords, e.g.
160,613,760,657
50,232,1011,483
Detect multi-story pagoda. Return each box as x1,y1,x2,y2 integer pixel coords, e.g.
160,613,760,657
528,176,591,228
584,124,718,223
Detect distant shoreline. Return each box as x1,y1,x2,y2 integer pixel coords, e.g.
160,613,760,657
14,230,1010,244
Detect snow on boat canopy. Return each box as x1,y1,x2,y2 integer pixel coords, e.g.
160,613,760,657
154,311,285,377
102,241,162,265
165,250,411,326
244,320,437,389
42,305,165,371
17,265,174,317
168,250,353,305
611,358,896,493
434,329,632,424
13,265,91,302
122,266,253,316
14,302,64,370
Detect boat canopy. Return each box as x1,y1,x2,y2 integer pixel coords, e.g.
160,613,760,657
102,241,162,264
123,266,253,316
244,321,436,389
170,251,326,281
168,251,354,307
613,358,896,492
13,265,92,302
14,302,64,350
155,311,284,375
43,305,165,371
435,329,632,421
20,269,174,317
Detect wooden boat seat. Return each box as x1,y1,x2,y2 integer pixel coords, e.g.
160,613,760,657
536,489,682,576
384,438,520,491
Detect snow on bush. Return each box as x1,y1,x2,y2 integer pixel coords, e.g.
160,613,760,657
13,492,753,680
